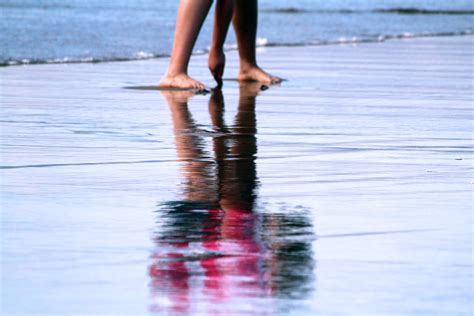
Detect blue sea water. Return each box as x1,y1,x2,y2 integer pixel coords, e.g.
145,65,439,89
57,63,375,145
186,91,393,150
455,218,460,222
0,0,472,65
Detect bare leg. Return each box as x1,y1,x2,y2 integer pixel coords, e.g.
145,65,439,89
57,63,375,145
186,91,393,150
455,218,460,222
208,0,235,88
159,0,213,90
233,0,281,84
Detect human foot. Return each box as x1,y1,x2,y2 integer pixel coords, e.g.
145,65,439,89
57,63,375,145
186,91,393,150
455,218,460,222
238,65,281,84
159,73,207,90
208,49,225,88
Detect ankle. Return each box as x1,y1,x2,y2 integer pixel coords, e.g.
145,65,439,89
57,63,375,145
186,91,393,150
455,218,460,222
166,71,186,78
239,60,258,72
166,66,187,77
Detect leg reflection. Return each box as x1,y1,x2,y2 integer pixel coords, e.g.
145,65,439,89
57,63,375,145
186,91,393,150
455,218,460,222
206,84,265,298
150,84,315,314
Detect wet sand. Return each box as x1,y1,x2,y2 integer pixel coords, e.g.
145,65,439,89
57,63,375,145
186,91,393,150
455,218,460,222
1,36,473,315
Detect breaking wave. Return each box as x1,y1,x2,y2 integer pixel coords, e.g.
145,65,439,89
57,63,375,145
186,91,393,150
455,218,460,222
1,30,472,67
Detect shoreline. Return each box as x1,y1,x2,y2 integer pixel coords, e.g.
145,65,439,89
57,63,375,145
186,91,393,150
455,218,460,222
1,30,472,67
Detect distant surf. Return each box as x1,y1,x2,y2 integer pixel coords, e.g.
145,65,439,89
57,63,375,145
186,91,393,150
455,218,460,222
1,30,471,67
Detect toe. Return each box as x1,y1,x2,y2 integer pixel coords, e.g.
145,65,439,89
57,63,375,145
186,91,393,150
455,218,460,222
262,76,273,84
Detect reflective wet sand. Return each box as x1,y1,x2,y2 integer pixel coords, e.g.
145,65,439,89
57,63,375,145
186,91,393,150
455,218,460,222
149,85,315,314
1,36,472,315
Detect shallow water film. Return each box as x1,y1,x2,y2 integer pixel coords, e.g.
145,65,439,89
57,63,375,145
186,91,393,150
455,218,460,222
1,36,473,315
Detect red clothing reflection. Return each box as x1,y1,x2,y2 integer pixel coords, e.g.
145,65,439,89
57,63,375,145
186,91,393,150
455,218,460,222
150,84,268,314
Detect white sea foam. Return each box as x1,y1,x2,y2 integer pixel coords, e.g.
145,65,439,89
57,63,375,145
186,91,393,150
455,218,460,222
2,31,472,67
256,37,269,46
223,43,238,50
134,51,154,59
337,37,359,44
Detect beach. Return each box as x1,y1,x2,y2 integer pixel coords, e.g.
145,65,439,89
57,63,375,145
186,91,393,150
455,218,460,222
1,35,473,315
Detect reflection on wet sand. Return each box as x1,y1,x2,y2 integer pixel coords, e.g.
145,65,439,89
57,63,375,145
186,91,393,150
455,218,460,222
150,84,315,314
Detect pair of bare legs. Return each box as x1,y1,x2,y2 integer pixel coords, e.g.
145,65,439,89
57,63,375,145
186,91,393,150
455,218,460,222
159,0,281,90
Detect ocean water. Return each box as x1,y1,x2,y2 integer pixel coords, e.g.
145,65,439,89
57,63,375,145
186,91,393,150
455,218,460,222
0,0,472,65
